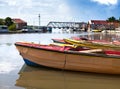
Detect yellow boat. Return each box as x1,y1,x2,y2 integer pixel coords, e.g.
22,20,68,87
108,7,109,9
64,38,120,50
92,29,102,32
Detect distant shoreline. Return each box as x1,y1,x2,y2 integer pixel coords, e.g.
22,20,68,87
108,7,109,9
0,31,52,34
0,31,41,34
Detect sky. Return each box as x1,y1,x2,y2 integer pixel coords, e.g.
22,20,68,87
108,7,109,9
0,0,120,26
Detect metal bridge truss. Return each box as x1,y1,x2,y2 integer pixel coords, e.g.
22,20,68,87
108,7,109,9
47,22,87,31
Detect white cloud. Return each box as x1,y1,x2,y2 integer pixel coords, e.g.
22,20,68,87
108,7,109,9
0,0,32,7
91,0,118,5
0,0,74,25
58,3,70,14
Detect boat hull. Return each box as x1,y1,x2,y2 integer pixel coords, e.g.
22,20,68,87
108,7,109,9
15,43,120,74
65,53,120,74
16,45,66,69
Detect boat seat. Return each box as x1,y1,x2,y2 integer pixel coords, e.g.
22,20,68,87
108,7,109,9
79,49,102,53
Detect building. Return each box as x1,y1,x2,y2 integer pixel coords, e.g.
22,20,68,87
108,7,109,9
90,20,120,30
12,18,27,30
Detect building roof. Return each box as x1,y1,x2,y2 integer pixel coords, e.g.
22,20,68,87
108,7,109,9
12,18,27,23
91,20,108,25
90,20,120,29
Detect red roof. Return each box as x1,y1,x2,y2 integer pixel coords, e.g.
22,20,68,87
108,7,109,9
91,20,108,25
12,18,27,23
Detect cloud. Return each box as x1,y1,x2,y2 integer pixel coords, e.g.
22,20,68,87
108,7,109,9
21,0,73,25
32,0,74,24
0,0,32,7
0,0,74,25
91,0,118,5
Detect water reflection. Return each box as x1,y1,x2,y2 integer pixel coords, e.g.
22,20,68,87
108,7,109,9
79,33,120,41
0,44,23,74
16,64,120,89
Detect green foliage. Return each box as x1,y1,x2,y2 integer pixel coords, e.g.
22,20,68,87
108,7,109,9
106,16,120,23
107,16,116,22
0,18,4,25
5,17,13,27
118,17,120,22
8,23,16,31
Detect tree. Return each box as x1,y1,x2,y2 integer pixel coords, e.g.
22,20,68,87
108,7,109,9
107,16,116,22
106,16,117,30
5,17,13,27
0,18,4,25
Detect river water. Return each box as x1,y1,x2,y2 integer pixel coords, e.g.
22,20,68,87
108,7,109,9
0,32,120,89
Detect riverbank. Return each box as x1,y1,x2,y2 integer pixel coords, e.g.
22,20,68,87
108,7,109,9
0,30,52,34
0,31,39,34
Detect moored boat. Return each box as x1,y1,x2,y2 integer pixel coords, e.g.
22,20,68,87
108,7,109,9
15,42,120,74
52,38,66,44
52,37,88,44
64,38,120,50
52,37,117,46
92,29,102,32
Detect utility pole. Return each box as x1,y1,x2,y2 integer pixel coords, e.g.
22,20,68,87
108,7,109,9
38,14,40,29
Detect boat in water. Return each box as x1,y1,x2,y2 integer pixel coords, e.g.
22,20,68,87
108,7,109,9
52,37,88,44
15,41,120,74
64,38,120,50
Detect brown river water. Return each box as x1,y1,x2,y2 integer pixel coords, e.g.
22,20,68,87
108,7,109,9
0,32,120,89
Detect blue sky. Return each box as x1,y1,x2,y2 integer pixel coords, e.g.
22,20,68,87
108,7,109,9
0,0,119,25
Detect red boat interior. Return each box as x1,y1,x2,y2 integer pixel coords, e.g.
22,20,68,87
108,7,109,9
15,42,88,52
15,42,120,56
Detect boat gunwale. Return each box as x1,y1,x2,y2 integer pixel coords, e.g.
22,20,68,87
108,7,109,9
15,43,120,59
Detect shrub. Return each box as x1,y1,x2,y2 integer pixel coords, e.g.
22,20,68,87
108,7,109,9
8,23,16,31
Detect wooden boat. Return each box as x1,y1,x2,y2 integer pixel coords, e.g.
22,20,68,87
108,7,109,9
15,42,120,74
64,38,120,50
52,37,114,46
52,39,66,44
52,38,120,57
63,38,120,56
52,37,88,44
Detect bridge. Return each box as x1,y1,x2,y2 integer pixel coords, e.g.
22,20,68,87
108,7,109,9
47,21,87,32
